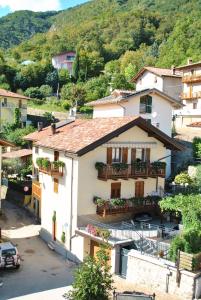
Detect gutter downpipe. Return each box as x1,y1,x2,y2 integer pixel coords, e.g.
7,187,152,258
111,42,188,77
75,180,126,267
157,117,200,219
69,157,74,252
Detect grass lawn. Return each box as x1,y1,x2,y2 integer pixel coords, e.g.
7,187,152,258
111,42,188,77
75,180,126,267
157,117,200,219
28,101,68,113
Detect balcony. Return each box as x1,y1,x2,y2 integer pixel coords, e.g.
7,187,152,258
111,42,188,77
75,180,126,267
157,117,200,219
95,196,161,217
36,158,64,177
182,75,201,83
180,91,201,100
32,181,42,200
95,162,166,181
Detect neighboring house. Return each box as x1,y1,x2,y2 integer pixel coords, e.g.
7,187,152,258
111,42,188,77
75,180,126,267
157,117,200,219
24,116,183,271
174,59,201,128
2,149,32,164
0,89,30,129
131,66,182,100
0,139,14,210
88,89,183,177
52,51,76,74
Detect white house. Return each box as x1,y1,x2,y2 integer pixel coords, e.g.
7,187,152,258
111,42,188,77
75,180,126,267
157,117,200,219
25,117,183,272
174,59,201,128
0,88,30,129
88,89,183,177
131,66,182,100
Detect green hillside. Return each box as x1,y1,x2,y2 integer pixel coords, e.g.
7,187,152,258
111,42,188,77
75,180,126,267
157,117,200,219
0,10,58,48
0,0,201,111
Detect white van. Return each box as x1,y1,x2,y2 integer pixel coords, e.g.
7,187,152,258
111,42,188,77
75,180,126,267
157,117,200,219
0,242,20,269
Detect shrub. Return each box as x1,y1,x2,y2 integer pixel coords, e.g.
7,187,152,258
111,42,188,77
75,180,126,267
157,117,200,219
110,198,126,206
25,87,44,99
36,157,43,168
174,172,193,185
61,232,66,244
61,100,71,110
193,137,201,159
79,106,93,114
168,235,185,262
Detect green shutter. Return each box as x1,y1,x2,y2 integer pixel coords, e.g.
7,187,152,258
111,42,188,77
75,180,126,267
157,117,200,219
146,95,152,113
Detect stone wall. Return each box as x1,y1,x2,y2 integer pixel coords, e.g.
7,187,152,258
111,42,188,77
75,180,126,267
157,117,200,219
126,250,201,300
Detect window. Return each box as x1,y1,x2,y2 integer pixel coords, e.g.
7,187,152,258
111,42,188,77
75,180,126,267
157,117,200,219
111,182,121,198
2,98,7,107
19,100,22,109
54,151,59,161
54,178,59,193
193,102,197,109
140,95,152,114
66,55,75,61
131,148,150,163
35,147,39,154
112,148,122,163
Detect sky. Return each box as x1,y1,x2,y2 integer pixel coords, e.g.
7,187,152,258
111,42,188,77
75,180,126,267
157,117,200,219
0,0,89,17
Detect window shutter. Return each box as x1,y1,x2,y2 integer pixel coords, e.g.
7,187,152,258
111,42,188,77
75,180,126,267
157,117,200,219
54,178,59,193
107,147,112,164
122,148,128,163
145,148,150,162
131,148,136,163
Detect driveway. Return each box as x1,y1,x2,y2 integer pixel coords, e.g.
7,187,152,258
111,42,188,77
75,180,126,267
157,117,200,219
0,200,74,300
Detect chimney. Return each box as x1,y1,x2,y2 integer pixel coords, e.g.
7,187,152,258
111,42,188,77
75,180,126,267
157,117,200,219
171,65,176,75
37,122,43,132
51,123,56,135
187,58,193,65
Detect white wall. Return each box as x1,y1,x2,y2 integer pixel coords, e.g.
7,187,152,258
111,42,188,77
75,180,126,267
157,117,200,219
93,104,124,118
136,71,163,91
163,77,182,100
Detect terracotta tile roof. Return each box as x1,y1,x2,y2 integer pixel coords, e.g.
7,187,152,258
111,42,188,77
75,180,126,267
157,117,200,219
187,122,201,128
2,149,32,159
87,88,183,108
131,66,182,82
24,116,184,155
0,139,15,147
0,88,29,100
176,61,201,70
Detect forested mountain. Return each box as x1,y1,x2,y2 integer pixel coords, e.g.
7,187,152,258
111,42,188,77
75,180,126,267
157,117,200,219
0,10,58,48
0,0,201,110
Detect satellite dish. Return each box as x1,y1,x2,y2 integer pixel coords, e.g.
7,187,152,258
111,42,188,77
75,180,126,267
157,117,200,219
152,112,157,118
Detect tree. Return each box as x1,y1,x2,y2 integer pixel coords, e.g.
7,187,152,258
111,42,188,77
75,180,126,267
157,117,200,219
61,83,86,107
111,74,133,90
45,70,59,92
24,87,44,99
160,194,201,230
65,245,113,300
58,69,71,87
72,50,80,81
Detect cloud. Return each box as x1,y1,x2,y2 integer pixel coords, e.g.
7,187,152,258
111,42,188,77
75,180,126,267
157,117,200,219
0,0,61,12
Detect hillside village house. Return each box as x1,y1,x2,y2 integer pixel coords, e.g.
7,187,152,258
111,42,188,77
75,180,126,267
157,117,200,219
174,59,201,128
52,51,76,75
25,116,183,272
0,88,29,129
88,88,183,177
131,66,182,100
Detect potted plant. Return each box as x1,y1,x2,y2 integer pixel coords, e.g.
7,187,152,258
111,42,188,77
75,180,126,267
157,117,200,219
42,158,51,170
61,232,66,243
112,163,128,172
36,157,43,168
110,198,126,207
95,162,106,171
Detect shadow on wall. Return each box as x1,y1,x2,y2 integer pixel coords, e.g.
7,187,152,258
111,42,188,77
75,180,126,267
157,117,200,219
171,139,193,176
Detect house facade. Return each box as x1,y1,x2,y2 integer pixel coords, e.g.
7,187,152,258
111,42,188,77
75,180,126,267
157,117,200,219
174,59,201,128
132,66,182,101
88,89,183,177
0,89,29,129
52,51,76,75
25,117,182,272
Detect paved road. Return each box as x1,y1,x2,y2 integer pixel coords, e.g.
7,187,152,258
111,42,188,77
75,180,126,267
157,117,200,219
0,201,74,300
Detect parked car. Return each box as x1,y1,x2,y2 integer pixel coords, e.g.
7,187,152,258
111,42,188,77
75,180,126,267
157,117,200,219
0,242,20,269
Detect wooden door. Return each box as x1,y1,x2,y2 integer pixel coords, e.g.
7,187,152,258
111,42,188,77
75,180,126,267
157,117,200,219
90,240,111,266
111,182,121,198
135,181,144,197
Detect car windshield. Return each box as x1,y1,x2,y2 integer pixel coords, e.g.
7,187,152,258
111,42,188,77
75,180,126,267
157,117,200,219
2,249,16,257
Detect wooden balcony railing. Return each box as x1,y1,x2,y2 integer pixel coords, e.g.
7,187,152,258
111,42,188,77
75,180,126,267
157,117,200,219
180,92,201,100
32,181,42,200
96,197,160,217
182,75,201,83
96,162,166,181
39,164,64,177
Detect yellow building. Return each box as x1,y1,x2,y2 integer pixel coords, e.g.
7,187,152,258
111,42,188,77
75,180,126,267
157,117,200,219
0,88,29,128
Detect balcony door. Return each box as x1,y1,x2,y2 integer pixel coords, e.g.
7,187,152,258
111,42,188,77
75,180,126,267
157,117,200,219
135,181,144,197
